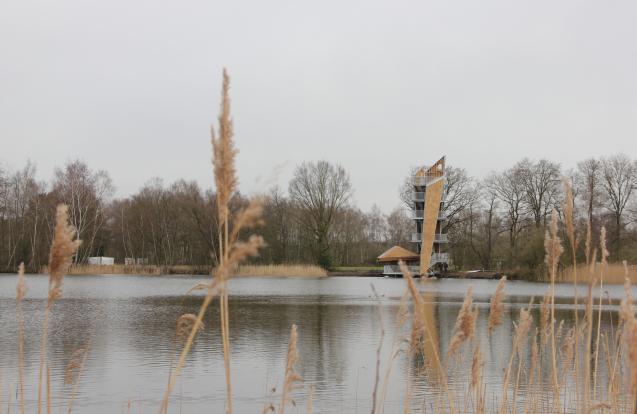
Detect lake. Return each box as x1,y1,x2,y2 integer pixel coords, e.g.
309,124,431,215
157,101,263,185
0,275,633,413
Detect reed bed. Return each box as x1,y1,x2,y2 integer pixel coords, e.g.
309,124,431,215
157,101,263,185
4,70,637,414
237,264,327,277
560,262,637,284
40,263,327,277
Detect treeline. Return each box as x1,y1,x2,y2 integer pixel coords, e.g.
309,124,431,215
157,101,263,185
1,155,636,275
0,159,409,272
446,155,637,278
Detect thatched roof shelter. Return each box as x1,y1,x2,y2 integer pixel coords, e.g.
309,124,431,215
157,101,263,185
377,246,419,263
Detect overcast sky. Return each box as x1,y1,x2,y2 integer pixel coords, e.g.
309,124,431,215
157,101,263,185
1,0,636,213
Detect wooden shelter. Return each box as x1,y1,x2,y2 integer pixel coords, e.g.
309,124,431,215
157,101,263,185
377,246,420,276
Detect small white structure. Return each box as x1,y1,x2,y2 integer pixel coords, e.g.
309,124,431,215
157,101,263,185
124,257,149,265
88,256,115,266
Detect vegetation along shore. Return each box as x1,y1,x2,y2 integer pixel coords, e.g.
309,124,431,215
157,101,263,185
2,144,636,281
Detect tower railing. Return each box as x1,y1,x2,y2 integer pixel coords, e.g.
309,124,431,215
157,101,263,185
411,233,448,243
430,253,449,264
410,210,448,221
412,174,445,186
383,265,421,275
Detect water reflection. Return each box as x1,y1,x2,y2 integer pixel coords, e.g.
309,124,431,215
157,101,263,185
0,275,634,413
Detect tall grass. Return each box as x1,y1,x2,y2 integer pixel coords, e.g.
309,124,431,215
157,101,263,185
237,264,326,277
16,262,26,414
560,263,637,284
42,263,326,277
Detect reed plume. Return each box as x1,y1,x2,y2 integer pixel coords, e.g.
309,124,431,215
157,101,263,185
488,276,506,335
16,262,26,414
38,204,81,414
279,324,301,414
211,68,237,230
447,286,477,361
47,205,82,303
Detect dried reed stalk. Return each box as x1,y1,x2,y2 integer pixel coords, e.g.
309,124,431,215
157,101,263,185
563,178,581,405
619,278,637,409
6,383,11,414
470,345,483,414
540,289,551,346
400,261,455,413
158,69,264,414
488,276,506,335
16,262,26,414
306,385,314,414
559,327,575,400
279,324,301,414
583,278,595,409
377,338,403,414
46,364,51,414
524,332,539,414
370,284,384,414
38,205,81,414
593,227,609,400
500,301,533,413
544,209,563,409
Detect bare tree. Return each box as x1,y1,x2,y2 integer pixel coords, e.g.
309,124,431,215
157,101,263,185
600,154,636,254
576,158,602,252
289,161,352,268
516,159,561,227
472,185,499,269
486,169,526,265
52,160,114,263
399,165,478,232
386,207,412,246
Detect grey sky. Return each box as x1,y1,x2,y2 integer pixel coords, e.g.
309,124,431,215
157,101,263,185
1,0,636,213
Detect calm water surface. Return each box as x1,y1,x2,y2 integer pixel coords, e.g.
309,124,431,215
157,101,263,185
0,275,632,413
